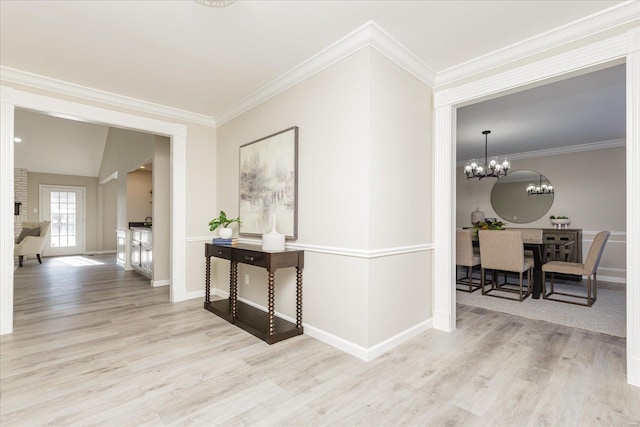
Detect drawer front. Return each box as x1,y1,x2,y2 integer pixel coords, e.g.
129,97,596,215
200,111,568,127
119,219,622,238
208,245,233,260
235,249,268,268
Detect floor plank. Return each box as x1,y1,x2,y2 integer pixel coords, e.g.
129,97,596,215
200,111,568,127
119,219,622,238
2,255,639,426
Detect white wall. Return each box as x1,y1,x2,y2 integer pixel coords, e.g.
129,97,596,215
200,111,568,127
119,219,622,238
152,136,170,283
216,47,434,351
367,49,433,345
217,48,373,346
457,146,626,281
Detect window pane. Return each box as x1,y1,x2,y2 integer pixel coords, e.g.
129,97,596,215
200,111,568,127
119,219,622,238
50,192,59,203
68,192,76,203
59,236,68,247
50,236,59,248
68,214,76,226
68,236,76,246
51,223,60,237
59,193,67,203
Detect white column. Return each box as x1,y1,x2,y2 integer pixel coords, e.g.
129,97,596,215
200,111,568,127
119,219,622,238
626,27,640,387
170,130,187,302
432,92,456,332
0,87,15,334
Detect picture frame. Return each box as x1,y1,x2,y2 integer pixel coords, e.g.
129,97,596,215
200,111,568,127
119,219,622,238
239,126,298,239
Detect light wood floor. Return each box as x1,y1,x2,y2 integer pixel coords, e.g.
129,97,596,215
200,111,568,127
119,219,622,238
2,255,639,426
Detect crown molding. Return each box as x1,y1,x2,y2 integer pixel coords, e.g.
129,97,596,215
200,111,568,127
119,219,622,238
456,138,626,166
435,1,640,87
0,66,215,127
214,20,436,126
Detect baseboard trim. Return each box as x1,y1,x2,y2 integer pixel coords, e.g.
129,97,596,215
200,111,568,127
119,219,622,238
184,289,205,300
433,310,455,332
0,313,12,335
212,287,431,361
629,354,640,387
151,279,170,287
85,250,117,255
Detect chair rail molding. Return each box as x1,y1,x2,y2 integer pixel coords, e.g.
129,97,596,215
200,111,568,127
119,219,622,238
433,28,640,387
0,85,189,335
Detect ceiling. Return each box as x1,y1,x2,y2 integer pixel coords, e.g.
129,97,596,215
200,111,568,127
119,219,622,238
2,1,632,176
456,64,626,161
0,0,625,119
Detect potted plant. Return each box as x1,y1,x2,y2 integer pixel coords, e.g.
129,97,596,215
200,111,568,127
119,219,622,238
209,210,241,239
472,219,505,235
549,215,570,229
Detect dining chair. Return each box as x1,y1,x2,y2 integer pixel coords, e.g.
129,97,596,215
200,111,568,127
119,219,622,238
478,230,533,301
542,231,610,307
456,229,482,292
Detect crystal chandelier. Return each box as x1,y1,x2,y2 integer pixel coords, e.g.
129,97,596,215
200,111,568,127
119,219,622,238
526,174,554,195
464,130,509,180
194,0,236,7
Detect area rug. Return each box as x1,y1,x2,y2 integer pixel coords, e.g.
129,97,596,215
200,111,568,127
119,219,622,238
456,280,626,337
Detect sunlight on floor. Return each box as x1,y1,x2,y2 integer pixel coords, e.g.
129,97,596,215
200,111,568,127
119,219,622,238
48,256,106,267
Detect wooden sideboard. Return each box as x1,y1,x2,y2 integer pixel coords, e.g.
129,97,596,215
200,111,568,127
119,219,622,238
204,243,304,344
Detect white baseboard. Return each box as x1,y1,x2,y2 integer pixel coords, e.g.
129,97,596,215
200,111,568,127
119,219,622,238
0,313,13,335
151,279,170,287
629,355,640,387
184,289,205,300
84,250,117,255
212,287,432,361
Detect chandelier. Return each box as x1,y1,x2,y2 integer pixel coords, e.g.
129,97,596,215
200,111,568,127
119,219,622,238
526,174,554,195
464,130,509,180
194,0,236,7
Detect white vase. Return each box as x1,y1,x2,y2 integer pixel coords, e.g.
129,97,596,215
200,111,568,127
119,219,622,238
218,227,233,239
471,207,485,225
550,218,570,229
262,214,285,251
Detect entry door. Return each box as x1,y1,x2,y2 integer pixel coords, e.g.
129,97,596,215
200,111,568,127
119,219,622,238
40,185,85,256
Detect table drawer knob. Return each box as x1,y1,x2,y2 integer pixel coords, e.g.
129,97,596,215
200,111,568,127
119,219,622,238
216,250,223,255
244,256,254,262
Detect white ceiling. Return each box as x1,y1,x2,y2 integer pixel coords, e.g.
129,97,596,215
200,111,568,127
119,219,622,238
456,64,626,161
14,109,109,177
0,0,624,119
2,1,633,176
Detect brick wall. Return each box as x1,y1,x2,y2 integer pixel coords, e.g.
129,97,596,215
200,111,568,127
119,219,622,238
14,168,28,237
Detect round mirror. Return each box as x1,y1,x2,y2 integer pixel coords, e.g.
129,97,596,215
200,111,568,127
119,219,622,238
490,169,554,223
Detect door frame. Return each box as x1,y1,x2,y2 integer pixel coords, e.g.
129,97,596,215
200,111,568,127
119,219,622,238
1,86,188,334
39,184,87,256
433,29,639,386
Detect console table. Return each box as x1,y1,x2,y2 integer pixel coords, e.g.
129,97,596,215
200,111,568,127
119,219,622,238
204,243,304,344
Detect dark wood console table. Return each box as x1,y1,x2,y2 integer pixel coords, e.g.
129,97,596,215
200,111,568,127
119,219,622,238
204,243,304,344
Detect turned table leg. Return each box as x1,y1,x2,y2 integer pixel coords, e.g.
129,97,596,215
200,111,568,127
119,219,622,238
268,271,275,336
296,267,303,330
230,261,238,319
205,256,211,304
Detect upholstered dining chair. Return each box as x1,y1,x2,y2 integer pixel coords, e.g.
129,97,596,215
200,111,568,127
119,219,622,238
478,230,534,301
542,230,610,307
456,228,482,292
14,221,51,267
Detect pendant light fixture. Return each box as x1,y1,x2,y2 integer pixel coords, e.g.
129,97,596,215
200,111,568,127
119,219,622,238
526,173,554,195
464,130,510,180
